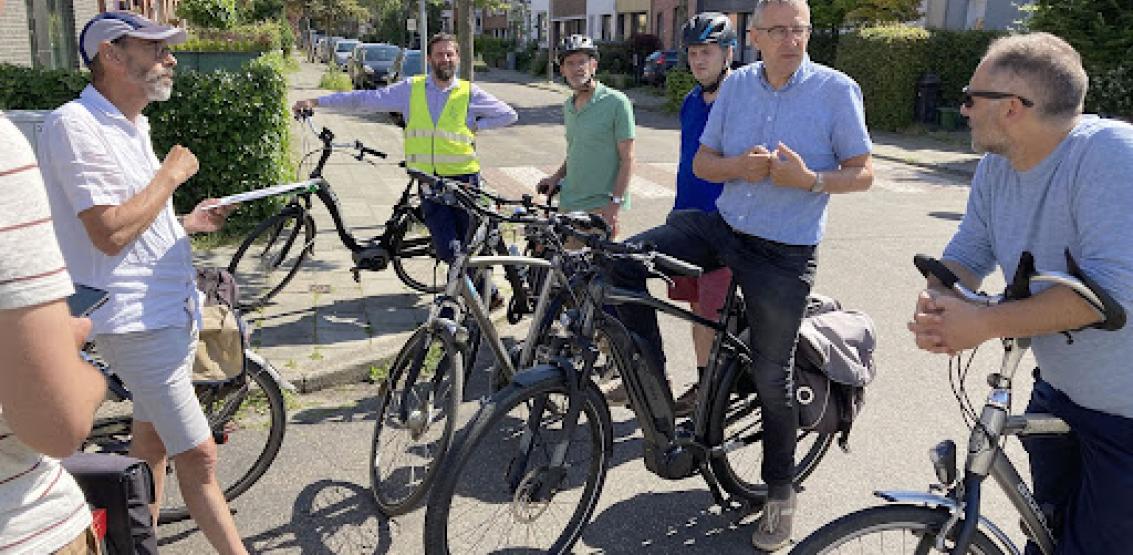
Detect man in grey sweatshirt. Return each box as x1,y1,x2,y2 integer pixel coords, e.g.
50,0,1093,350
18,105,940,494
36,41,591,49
908,33,1133,555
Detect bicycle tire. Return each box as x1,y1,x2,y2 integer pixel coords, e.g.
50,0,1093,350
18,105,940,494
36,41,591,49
706,338,834,502
158,356,288,523
391,207,448,294
370,326,464,516
424,370,613,555
227,210,313,310
790,504,1006,555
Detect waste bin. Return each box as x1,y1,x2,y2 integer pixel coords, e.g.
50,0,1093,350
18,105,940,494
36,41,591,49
915,73,941,125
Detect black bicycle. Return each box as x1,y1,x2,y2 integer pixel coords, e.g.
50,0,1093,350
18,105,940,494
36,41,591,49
790,252,1126,555
227,114,445,309
81,334,289,524
422,227,835,554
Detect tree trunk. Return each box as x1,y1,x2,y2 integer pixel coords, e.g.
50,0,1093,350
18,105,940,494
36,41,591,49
457,0,474,80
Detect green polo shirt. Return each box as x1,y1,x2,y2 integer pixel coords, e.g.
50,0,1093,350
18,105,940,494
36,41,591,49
561,82,636,211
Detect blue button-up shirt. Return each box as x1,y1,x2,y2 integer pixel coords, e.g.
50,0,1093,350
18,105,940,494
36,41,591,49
701,57,871,245
318,75,517,130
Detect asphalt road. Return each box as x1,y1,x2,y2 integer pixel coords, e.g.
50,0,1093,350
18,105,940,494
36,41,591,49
159,74,1032,554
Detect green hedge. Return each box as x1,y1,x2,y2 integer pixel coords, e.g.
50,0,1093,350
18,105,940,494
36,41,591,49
597,41,632,74
924,30,1003,108
474,36,514,66
835,24,930,131
176,21,284,52
0,56,292,231
664,68,695,113
177,0,238,29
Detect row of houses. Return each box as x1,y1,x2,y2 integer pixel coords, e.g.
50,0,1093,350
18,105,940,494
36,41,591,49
478,0,1032,64
1,0,177,68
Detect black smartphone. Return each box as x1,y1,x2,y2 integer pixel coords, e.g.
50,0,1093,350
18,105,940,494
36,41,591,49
67,284,110,317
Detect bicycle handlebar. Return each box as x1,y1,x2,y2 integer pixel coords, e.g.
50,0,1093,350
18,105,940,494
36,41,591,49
913,252,1125,331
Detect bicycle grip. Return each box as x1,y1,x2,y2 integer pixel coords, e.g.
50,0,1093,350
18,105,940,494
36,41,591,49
654,253,702,278
913,254,960,289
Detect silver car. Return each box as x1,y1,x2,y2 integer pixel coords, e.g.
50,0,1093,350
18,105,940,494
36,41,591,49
333,39,360,70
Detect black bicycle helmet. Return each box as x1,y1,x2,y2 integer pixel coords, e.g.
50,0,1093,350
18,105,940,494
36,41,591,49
558,34,599,62
682,12,737,49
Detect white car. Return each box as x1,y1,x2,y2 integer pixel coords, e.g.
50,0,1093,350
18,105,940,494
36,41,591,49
333,39,360,70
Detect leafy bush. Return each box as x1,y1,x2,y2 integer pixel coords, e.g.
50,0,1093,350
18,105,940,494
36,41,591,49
924,29,1002,108
474,36,514,67
277,19,295,55
178,0,238,29
176,21,284,51
0,56,293,232
1024,0,1133,118
808,28,839,66
0,64,88,109
835,24,929,131
597,41,632,74
318,66,352,91
529,48,549,76
148,55,293,227
664,68,696,113
630,33,663,63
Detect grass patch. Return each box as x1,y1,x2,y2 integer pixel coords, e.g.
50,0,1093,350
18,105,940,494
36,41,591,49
318,66,352,91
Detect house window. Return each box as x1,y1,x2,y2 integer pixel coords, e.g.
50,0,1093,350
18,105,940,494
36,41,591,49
601,14,611,40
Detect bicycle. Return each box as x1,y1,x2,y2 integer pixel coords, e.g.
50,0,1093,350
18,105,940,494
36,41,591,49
421,228,836,554
790,252,1126,555
227,113,446,309
81,326,291,525
369,170,584,515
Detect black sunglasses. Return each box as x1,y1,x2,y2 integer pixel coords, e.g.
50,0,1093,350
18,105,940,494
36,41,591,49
961,86,1034,109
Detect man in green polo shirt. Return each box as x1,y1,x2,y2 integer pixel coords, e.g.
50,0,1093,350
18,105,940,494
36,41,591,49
537,35,636,236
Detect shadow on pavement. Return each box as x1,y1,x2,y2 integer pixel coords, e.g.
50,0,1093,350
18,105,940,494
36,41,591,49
239,479,394,554
583,489,760,553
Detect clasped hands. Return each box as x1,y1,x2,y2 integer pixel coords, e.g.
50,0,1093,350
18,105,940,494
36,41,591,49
907,289,992,356
737,142,816,189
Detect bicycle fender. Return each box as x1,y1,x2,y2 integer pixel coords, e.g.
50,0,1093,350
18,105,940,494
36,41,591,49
244,349,298,392
874,491,1020,555
508,364,568,388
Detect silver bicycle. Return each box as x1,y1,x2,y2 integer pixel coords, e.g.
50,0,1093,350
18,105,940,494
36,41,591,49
791,251,1126,555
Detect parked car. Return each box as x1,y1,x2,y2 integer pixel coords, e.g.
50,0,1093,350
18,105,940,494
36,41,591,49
390,49,426,83
642,49,679,86
307,32,324,63
351,43,401,89
387,49,428,127
320,36,344,63
333,39,360,70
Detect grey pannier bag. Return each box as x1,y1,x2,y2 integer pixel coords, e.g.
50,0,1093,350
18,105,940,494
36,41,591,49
793,294,878,450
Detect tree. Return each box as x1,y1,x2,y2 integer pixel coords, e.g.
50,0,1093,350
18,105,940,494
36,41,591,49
305,0,368,34
809,0,921,29
1023,0,1133,72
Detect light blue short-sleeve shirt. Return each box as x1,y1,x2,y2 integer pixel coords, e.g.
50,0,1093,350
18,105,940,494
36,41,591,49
700,57,871,245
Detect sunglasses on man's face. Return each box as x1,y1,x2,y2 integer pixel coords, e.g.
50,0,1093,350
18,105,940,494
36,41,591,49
961,86,1034,109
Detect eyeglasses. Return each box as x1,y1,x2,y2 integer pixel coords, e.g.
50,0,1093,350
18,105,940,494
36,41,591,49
961,86,1034,108
753,25,812,42
114,37,173,60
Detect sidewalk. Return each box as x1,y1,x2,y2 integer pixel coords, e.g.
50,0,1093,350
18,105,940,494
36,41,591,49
196,60,981,395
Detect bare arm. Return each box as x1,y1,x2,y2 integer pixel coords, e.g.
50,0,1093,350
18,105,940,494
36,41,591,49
0,301,106,458
537,161,568,197
692,144,769,183
78,145,198,256
611,138,634,200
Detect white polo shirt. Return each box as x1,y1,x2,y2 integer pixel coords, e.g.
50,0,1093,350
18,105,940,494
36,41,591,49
39,85,199,335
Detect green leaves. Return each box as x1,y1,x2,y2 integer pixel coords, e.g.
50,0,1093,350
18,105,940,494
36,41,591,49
835,24,930,131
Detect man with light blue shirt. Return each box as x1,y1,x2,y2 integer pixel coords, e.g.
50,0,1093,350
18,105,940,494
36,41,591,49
292,33,518,265
909,33,1133,555
610,0,873,550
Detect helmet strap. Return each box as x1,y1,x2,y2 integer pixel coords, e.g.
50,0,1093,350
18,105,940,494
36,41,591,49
701,67,729,94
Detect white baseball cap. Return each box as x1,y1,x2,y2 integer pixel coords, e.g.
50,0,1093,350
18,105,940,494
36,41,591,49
79,11,187,66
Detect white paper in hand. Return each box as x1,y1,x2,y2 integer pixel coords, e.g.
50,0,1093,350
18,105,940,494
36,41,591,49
207,179,322,209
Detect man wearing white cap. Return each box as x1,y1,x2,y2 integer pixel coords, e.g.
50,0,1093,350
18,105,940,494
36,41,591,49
38,11,246,554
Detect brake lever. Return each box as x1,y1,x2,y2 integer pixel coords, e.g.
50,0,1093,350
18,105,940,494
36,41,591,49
641,256,675,288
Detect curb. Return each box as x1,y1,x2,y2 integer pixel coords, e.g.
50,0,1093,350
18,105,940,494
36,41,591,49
870,151,977,180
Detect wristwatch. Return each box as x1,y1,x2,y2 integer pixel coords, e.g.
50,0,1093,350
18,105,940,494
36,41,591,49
809,172,826,193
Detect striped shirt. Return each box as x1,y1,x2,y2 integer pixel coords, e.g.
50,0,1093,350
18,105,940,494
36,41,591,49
0,113,91,553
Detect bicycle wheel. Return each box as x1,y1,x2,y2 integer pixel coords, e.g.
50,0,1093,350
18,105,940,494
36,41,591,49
792,505,1006,554
424,371,613,555
707,345,834,502
370,326,464,516
227,210,313,310
158,356,288,524
391,207,449,294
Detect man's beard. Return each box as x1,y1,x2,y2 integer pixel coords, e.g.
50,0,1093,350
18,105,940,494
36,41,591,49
433,63,455,81
567,72,593,91
129,61,174,102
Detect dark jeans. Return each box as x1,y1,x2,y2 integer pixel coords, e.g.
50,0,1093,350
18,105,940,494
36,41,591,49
1022,374,1133,555
420,173,478,263
609,210,817,493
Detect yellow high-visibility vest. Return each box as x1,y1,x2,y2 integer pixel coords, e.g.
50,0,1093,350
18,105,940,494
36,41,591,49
404,76,479,175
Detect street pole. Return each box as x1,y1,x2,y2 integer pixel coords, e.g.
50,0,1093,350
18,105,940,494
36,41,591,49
419,0,428,75
457,0,474,80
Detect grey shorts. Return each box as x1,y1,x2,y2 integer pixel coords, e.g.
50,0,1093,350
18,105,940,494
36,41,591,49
95,325,211,457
